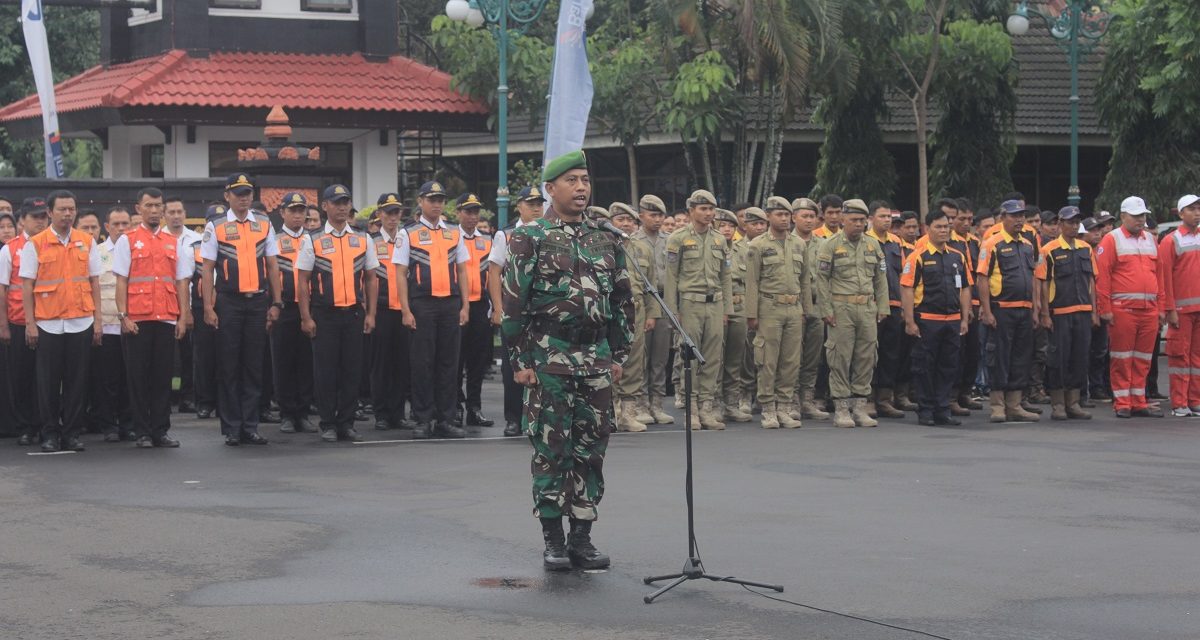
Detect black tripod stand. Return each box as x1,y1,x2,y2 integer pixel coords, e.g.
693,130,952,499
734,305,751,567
617,238,784,604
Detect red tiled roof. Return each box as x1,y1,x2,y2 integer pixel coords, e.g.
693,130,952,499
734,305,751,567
0,50,488,123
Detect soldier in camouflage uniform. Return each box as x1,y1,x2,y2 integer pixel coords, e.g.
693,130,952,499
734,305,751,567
665,189,733,430
501,150,634,571
608,203,659,432
715,208,752,423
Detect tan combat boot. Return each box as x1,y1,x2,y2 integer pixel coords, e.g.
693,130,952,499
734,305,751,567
1065,389,1092,420
699,400,726,430
1048,389,1068,421
948,387,971,416
875,388,905,418
852,397,878,428
618,400,647,432
989,390,1006,423
723,392,752,422
802,389,830,420
613,399,629,432
632,398,654,424
760,406,780,429
1005,390,1040,422
649,396,675,424
894,384,919,411
833,399,855,428
686,400,702,430
776,402,802,429
738,391,754,418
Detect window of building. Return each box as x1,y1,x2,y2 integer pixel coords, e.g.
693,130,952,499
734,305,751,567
142,145,165,179
302,0,353,12
209,0,262,9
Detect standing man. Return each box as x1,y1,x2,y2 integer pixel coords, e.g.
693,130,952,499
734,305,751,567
190,204,222,419
951,199,984,413
272,193,316,434
976,200,1040,422
501,150,634,571
0,203,48,445
715,207,752,424
393,180,470,439
370,193,411,431
792,197,830,420
814,199,888,428
744,204,807,429
297,184,378,442
455,193,495,428
165,197,197,415
200,174,283,446
90,206,133,442
664,189,733,430
631,193,675,425
900,209,972,426
1095,196,1164,419
20,190,103,452
1159,194,1200,416
867,199,909,419
489,185,544,437
114,187,192,448
1035,205,1096,421
611,202,659,433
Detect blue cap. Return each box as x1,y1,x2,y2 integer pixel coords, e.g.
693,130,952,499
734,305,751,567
225,173,254,195
1057,205,1082,220
376,193,403,210
516,185,545,202
999,200,1025,216
456,193,483,209
322,184,351,202
206,204,228,217
418,181,447,198
281,192,308,208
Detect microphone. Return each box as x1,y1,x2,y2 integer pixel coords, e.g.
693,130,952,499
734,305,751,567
595,218,629,239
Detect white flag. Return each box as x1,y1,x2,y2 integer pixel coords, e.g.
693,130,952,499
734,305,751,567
22,0,64,178
542,0,594,166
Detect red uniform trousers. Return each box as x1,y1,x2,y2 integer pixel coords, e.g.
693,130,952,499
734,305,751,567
1166,311,1200,410
1109,306,1157,412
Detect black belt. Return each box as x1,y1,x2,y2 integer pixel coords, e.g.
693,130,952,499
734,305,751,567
217,290,265,299
531,317,604,344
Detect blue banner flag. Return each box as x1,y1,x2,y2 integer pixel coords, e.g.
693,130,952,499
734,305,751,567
542,0,594,169
22,0,65,178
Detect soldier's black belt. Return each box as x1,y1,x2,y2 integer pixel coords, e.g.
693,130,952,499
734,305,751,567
680,292,724,303
532,318,605,344
761,293,800,304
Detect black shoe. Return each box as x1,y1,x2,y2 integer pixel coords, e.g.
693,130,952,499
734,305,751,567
321,428,338,443
1148,390,1167,400
153,434,180,448
279,418,296,434
374,417,391,431
295,416,318,433
412,422,431,440
136,436,155,448
40,438,60,453
541,518,571,571
240,433,269,445
103,432,121,443
16,434,35,446
258,410,281,424
466,408,494,427
1080,397,1097,408
566,519,610,569
398,418,417,430
358,400,374,415
178,400,196,414
354,409,368,422
918,416,936,426
503,421,521,437
122,430,139,442
197,407,215,419
934,415,962,426
224,435,241,446
434,421,466,439
1115,409,1131,419
339,427,364,442
1132,407,1165,418
454,404,464,425
63,437,85,452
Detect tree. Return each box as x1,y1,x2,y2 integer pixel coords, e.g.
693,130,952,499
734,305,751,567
588,25,661,204
1096,0,1200,218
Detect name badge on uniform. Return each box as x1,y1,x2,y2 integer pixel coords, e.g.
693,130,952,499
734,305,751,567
250,221,262,233
954,264,962,289
376,240,389,258
475,239,486,251
418,230,433,246
224,223,240,240
320,236,336,255
348,235,361,249
281,237,294,253
442,230,454,240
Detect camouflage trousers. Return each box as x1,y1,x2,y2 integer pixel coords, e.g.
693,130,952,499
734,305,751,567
524,371,612,520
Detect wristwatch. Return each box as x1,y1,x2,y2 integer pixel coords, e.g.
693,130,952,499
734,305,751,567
116,312,127,320
271,302,284,310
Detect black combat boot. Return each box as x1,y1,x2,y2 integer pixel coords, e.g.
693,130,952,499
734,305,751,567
541,518,571,571
566,519,610,569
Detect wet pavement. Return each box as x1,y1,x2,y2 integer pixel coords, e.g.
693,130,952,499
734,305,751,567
1,382,1198,640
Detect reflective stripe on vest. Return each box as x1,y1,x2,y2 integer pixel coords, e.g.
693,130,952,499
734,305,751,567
372,233,402,311
407,226,460,299
309,230,369,308
30,228,95,321
6,235,28,325
463,233,491,302
277,232,303,303
125,226,180,322
213,215,270,293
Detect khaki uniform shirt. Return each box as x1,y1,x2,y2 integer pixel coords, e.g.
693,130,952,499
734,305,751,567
814,231,889,318
630,228,668,294
729,237,749,318
745,232,810,319
664,225,734,318
625,236,661,320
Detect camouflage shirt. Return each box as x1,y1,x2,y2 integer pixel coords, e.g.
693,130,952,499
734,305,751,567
501,208,635,376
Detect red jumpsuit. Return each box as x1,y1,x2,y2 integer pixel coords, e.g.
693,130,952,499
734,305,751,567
1095,226,1160,413
1158,225,1200,411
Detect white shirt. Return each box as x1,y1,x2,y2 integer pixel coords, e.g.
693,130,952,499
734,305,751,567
0,232,28,286
296,222,380,272
111,225,194,326
199,210,279,262
99,238,121,335
391,217,470,266
488,219,534,267
18,228,104,334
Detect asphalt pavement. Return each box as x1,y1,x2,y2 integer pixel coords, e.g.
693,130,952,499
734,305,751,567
1,381,1198,640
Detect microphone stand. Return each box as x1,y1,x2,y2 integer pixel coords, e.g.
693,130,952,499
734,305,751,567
612,230,784,604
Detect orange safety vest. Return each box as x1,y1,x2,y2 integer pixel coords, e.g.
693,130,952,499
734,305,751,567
308,229,369,308
406,224,460,299
6,234,29,325
29,227,96,321
371,231,402,311
276,230,304,303
462,231,491,302
124,226,180,322
211,213,271,294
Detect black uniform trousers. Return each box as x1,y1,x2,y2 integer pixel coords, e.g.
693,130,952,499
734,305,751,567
500,332,522,423
270,301,313,420
311,304,364,430
214,292,268,437
1088,321,1110,398
175,330,193,407
986,306,1033,392
36,327,92,442
875,308,906,390
1047,311,1092,391
9,324,40,437
371,307,409,423
458,299,492,410
958,313,981,394
89,333,130,435
260,337,274,413
191,305,217,411
123,321,176,439
1030,326,1049,392
0,342,11,436
409,295,462,425
911,318,961,420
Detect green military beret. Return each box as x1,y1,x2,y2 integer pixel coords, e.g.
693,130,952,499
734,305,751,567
764,196,792,212
792,197,819,212
586,205,611,221
609,202,637,220
743,207,769,223
541,150,588,182
688,189,717,207
639,194,667,214
842,198,869,215
715,208,738,225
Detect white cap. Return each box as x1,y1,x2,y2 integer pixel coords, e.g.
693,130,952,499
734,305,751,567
1120,196,1150,215
1078,223,1087,234
1178,194,1200,211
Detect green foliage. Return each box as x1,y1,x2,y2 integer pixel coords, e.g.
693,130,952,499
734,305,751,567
588,24,660,147
661,50,736,142
811,82,896,201
1097,0,1200,217
508,158,543,189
